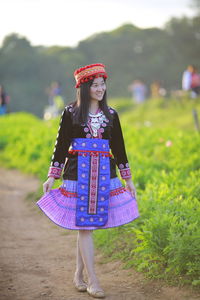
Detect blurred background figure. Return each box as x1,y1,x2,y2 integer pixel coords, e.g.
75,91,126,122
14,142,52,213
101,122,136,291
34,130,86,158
150,81,161,98
182,65,194,92
48,81,62,106
0,85,10,115
129,79,147,104
44,81,65,120
190,66,200,98
150,80,167,98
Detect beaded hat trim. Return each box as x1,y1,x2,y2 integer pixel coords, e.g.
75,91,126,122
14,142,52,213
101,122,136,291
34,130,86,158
74,63,108,88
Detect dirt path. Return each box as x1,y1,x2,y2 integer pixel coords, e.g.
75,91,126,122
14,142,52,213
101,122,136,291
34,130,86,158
0,168,199,300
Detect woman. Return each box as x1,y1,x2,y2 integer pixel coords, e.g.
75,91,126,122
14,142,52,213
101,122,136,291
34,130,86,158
191,66,200,97
37,63,139,298
0,85,9,115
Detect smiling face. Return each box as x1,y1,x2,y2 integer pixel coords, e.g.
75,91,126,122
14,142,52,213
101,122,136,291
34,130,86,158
89,77,106,102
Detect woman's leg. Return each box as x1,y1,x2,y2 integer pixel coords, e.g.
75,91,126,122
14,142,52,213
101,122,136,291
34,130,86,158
74,232,85,283
78,230,104,293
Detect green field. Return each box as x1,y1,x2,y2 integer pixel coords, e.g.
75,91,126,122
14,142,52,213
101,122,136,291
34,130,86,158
0,97,199,286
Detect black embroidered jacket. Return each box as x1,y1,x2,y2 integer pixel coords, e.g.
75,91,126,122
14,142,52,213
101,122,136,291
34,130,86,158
48,104,132,180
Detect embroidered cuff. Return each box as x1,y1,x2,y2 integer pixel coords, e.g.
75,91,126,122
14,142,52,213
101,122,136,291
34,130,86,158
120,168,132,179
48,167,62,179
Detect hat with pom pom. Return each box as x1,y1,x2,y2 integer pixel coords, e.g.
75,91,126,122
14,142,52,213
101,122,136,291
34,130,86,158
74,63,108,88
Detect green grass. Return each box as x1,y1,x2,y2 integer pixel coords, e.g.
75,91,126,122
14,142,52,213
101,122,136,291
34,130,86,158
0,97,200,287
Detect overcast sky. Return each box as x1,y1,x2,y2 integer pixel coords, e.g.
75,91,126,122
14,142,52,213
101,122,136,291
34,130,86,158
0,0,194,47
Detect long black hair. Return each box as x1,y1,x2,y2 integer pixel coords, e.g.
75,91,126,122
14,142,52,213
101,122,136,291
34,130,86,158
72,78,112,125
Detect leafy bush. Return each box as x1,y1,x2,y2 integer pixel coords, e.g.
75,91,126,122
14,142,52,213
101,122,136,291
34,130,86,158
0,97,199,286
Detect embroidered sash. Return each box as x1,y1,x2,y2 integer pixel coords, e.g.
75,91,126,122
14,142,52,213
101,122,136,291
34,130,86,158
70,138,111,226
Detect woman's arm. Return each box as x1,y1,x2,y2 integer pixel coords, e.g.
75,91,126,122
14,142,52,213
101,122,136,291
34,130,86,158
110,110,132,180
110,110,136,198
47,106,73,179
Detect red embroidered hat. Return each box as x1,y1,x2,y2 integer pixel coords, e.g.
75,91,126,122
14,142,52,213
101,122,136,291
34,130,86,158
74,63,108,88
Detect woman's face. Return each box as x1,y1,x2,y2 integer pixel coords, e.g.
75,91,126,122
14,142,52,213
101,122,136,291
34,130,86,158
89,77,106,102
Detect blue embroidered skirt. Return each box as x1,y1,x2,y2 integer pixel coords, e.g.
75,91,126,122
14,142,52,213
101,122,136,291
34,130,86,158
37,138,140,230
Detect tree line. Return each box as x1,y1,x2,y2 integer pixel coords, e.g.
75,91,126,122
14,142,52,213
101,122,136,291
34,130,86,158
0,8,199,117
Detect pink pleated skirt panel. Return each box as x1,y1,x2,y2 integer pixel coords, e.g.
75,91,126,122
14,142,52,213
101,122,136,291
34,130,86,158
36,177,139,230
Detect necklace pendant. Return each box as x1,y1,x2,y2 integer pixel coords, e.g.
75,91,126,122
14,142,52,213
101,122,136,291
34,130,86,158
93,129,98,137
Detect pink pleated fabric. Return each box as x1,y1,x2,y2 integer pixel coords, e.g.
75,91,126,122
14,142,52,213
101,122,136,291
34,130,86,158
37,177,139,230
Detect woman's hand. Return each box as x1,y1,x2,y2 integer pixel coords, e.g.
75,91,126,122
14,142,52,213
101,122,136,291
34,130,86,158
125,178,137,198
43,177,55,194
